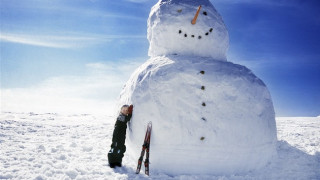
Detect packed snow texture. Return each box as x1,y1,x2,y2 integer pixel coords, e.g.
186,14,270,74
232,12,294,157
0,112,319,179
147,0,229,60
118,55,277,174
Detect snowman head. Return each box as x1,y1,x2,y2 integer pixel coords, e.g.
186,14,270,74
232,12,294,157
147,0,229,61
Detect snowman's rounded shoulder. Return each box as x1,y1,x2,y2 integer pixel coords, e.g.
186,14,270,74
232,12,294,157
133,56,175,77
146,56,255,76
133,56,265,87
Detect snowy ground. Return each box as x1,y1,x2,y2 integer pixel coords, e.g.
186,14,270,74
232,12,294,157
0,112,319,180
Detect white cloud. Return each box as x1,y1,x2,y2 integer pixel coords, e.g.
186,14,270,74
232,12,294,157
0,33,145,49
0,33,73,48
0,59,144,115
0,33,102,48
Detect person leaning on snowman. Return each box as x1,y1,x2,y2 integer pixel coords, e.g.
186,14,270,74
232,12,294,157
108,104,133,168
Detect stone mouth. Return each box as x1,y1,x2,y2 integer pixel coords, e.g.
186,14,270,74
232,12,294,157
178,28,213,39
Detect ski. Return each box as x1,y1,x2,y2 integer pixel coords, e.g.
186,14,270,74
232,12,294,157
136,121,152,175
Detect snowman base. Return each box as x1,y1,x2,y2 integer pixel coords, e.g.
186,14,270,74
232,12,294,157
153,144,276,174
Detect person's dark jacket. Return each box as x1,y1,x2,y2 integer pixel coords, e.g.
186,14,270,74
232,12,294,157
108,113,132,166
111,113,132,152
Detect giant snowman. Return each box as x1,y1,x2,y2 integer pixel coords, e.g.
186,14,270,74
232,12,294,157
118,0,277,175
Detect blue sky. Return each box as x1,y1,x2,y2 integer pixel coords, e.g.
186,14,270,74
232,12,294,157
1,0,319,116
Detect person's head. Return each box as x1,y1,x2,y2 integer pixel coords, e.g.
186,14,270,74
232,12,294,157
120,105,129,115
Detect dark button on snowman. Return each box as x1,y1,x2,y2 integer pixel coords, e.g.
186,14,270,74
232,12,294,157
118,0,277,175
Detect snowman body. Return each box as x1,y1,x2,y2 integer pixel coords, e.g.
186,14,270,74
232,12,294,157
118,0,277,174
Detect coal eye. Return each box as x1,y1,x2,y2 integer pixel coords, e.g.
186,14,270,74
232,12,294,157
177,9,182,13
203,11,207,16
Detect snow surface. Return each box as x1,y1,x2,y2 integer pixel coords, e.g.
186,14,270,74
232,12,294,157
119,55,277,174
148,0,229,60
0,112,319,179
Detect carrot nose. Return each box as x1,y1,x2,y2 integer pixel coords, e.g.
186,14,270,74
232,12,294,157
191,5,202,25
